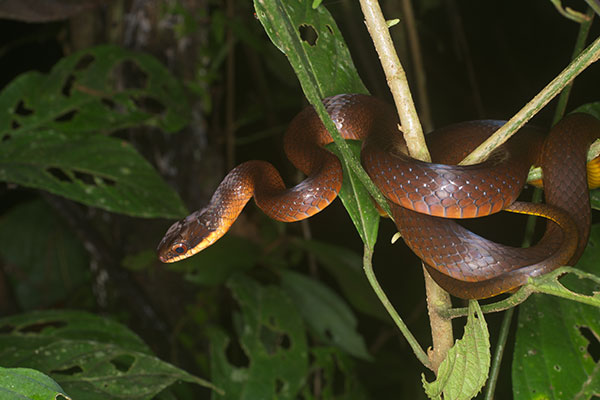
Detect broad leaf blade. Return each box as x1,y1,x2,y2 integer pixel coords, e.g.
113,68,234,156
292,239,388,321
327,142,381,248
281,270,371,360
0,310,218,400
0,130,187,218
0,45,190,135
0,367,71,400
253,0,366,97
253,0,381,248
209,275,309,400
423,301,490,400
513,225,600,399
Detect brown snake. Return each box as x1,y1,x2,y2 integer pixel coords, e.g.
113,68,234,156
157,94,600,299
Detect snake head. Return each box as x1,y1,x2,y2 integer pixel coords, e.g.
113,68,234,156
157,208,220,263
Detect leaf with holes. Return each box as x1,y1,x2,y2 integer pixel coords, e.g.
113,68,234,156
0,44,189,136
422,301,490,400
0,310,219,400
0,367,71,400
254,0,381,248
253,0,366,97
513,224,600,400
209,274,309,400
281,270,371,360
0,200,90,310
0,129,187,218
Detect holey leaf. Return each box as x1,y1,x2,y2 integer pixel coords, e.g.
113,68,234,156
512,224,600,400
0,45,190,218
0,129,186,218
0,310,218,400
253,0,381,247
210,275,309,400
423,301,491,400
0,44,190,136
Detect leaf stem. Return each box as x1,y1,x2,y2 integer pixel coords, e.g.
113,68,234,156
460,33,600,166
362,245,433,370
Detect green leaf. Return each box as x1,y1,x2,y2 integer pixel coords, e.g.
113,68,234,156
253,0,366,98
253,0,382,248
293,239,388,321
591,188,600,211
0,130,187,218
512,224,600,399
0,310,219,399
0,45,189,136
0,367,71,400
327,142,381,247
280,270,371,360
423,301,490,400
209,274,309,400
573,102,600,121
0,200,90,310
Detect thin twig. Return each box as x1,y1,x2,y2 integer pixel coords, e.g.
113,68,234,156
460,34,600,165
553,7,596,124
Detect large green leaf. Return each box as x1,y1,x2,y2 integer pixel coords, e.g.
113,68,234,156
209,274,309,400
0,200,90,310
280,270,371,360
0,45,189,135
253,0,381,248
0,310,218,399
0,367,71,400
292,238,388,322
0,45,189,218
512,224,600,399
0,129,186,218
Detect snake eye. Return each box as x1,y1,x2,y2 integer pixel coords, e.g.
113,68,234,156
172,243,187,255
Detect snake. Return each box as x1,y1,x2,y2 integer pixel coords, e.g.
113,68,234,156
157,94,600,299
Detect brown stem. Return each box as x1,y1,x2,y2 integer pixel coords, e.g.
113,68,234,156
359,0,454,372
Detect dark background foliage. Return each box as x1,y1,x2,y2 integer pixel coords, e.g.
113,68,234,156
0,0,599,398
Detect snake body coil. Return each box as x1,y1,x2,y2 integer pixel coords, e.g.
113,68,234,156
158,94,600,299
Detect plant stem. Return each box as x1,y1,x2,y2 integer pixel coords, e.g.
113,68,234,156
423,267,454,372
441,287,533,319
553,7,596,124
362,245,433,370
460,33,600,166
359,0,455,372
359,0,430,162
